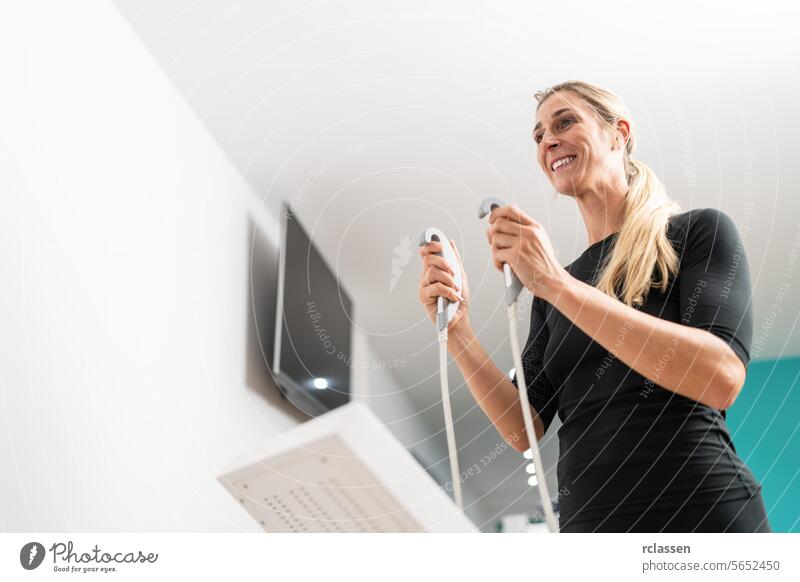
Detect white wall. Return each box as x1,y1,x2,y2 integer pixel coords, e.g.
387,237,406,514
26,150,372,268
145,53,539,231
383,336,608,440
0,0,445,531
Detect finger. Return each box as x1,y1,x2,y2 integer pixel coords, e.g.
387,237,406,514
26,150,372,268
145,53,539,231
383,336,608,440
493,246,517,268
418,241,445,260
422,282,463,305
491,217,526,236
424,267,460,291
418,240,443,256
496,248,521,272
425,254,456,276
491,232,516,250
426,282,463,303
489,204,534,226
493,254,503,271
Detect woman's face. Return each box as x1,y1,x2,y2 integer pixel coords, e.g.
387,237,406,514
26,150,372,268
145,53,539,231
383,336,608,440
533,90,626,196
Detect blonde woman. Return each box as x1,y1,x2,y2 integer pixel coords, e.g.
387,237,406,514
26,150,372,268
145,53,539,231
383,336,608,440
418,81,770,532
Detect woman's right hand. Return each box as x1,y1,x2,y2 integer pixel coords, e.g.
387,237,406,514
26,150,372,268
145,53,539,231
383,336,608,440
418,238,470,330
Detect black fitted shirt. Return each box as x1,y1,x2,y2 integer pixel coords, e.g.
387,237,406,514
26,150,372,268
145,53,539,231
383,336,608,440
511,208,760,528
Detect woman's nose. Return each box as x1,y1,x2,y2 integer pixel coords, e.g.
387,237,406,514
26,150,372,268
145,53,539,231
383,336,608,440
545,133,560,148
540,131,560,149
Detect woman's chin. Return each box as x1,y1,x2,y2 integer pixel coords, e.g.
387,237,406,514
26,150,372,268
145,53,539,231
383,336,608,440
552,178,581,196
549,162,586,194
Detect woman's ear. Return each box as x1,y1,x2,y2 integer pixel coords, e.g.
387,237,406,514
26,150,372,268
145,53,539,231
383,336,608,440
615,119,631,149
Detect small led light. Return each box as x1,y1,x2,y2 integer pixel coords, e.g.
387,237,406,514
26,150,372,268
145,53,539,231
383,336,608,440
523,448,533,460
313,378,329,390
526,463,536,474
527,475,538,487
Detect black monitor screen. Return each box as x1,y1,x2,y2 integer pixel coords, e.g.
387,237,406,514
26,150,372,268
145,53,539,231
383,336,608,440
274,207,352,415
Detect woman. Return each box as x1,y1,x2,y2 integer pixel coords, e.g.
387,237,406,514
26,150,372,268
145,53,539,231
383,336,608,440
417,80,770,533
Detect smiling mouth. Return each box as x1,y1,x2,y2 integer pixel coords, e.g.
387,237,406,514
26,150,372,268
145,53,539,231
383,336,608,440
551,155,577,172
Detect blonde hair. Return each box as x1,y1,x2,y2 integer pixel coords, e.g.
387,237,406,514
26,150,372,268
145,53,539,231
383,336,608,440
535,80,681,307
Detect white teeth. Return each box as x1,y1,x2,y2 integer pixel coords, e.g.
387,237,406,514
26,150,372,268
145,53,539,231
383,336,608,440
552,155,576,171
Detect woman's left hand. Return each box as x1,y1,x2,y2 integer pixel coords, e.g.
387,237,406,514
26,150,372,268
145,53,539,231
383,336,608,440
486,204,570,303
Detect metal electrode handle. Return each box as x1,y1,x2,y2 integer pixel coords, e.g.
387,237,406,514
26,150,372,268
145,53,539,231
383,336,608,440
477,197,525,306
418,227,463,332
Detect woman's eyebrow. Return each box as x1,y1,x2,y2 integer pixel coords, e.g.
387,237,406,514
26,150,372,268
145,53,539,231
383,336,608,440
533,107,576,133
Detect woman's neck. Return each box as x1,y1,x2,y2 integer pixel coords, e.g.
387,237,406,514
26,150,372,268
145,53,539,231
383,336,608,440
574,176,628,245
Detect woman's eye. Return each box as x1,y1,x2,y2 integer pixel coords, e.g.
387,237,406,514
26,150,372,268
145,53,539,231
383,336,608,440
534,117,575,144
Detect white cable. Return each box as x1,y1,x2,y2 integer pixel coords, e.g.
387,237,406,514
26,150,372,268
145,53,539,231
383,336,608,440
419,229,464,513
508,301,559,533
438,300,463,510
475,200,558,531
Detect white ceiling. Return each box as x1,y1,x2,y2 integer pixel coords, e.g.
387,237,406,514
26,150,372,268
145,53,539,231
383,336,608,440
112,0,800,524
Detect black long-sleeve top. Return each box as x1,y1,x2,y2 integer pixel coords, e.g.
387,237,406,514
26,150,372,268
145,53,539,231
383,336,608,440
511,208,761,528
